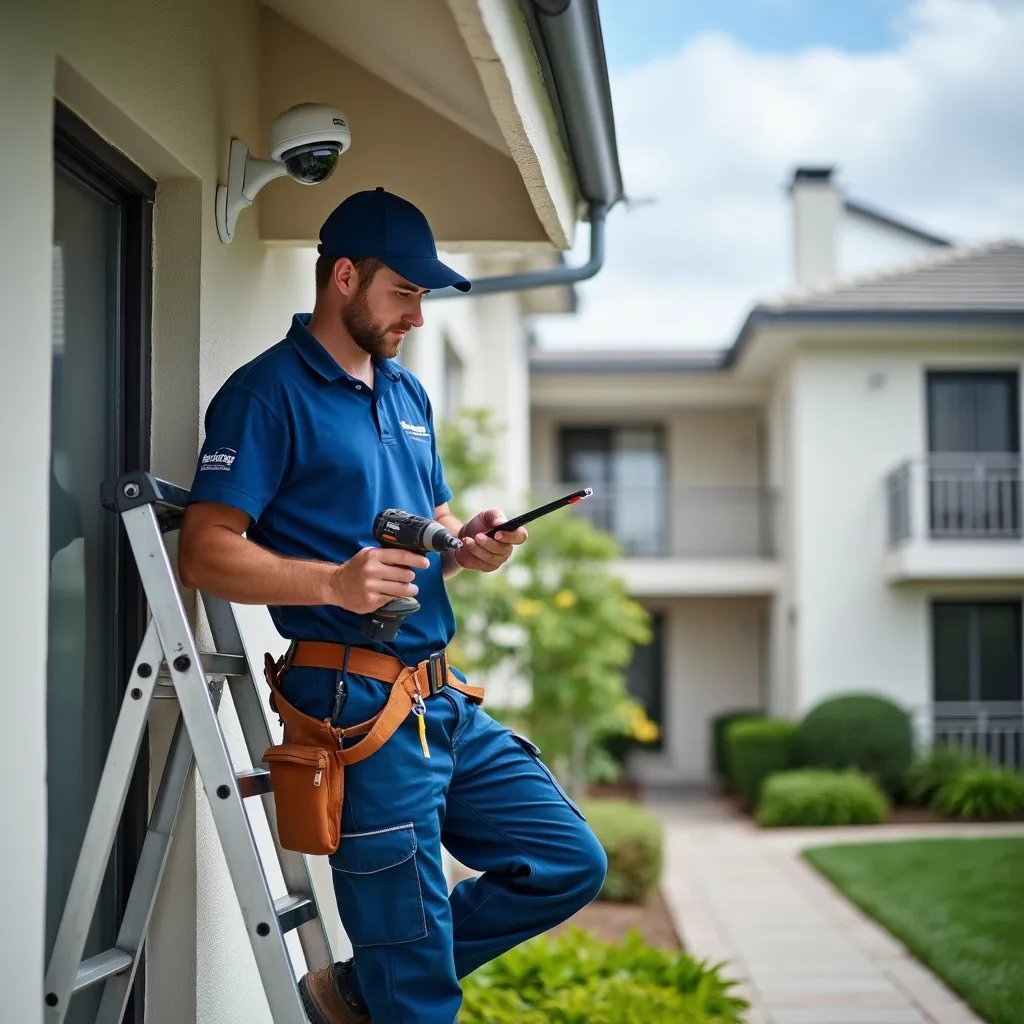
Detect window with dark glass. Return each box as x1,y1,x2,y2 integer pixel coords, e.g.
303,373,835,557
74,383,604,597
926,372,1020,537
931,600,1022,767
559,425,667,555
48,105,152,1024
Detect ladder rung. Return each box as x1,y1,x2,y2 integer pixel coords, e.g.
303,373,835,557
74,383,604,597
275,894,317,934
156,652,248,684
236,767,273,798
73,948,133,993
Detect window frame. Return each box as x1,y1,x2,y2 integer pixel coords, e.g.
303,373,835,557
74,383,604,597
53,101,154,1024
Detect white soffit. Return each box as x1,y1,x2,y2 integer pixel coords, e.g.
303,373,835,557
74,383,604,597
261,0,507,154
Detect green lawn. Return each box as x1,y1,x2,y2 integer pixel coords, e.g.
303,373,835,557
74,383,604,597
803,837,1024,1024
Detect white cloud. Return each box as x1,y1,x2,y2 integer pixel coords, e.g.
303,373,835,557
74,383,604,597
535,0,1024,350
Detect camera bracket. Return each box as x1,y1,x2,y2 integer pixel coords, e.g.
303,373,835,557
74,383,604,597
215,138,289,244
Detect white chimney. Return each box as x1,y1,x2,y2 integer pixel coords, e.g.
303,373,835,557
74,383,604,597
790,167,841,289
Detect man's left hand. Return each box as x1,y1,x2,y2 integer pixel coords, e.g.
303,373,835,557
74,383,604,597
455,509,527,573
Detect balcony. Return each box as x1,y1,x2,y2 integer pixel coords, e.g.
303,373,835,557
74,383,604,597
910,702,1024,770
533,483,781,596
883,454,1024,582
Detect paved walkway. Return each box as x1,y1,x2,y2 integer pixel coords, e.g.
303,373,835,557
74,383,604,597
649,792,1024,1024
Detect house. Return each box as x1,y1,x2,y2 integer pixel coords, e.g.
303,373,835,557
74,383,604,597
530,168,1024,787
0,1,621,1020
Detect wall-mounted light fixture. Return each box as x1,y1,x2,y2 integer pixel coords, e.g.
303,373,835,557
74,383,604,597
215,102,352,244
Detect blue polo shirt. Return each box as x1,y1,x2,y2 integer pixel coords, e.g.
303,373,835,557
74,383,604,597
188,313,455,665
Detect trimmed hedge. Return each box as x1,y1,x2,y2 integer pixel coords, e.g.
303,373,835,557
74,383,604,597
460,927,749,1023
757,769,889,827
711,709,764,787
724,717,797,805
579,798,663,903
933,765,1024,821
795,693,913,794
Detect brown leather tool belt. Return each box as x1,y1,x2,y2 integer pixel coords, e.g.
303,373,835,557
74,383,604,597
286,641,484,704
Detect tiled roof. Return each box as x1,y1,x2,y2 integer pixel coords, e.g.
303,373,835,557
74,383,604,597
763,240,1024,312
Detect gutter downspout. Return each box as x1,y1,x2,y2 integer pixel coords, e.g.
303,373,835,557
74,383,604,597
430,0,622,299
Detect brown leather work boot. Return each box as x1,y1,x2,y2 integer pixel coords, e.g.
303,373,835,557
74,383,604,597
299,959,371,1023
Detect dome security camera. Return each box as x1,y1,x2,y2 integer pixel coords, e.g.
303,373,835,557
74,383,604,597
216,102,352,243
270,103,352,184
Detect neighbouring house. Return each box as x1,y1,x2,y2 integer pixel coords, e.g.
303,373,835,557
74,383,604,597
530,167,1024,788
0,2,621,1021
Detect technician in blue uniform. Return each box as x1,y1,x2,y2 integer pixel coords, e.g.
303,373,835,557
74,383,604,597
179,188,607,1024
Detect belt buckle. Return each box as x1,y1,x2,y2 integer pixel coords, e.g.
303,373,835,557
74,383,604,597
426,651,447,696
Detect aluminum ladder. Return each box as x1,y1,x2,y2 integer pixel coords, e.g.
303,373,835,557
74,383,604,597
43,471,331,1023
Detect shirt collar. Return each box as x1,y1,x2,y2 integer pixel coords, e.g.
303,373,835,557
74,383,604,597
288,313,404,385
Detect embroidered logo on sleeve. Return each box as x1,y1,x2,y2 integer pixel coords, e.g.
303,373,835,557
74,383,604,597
400,420,430,442
200,446,237,471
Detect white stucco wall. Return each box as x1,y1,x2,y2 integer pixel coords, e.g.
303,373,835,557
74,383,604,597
0,6,56,1021
789,343,1024,717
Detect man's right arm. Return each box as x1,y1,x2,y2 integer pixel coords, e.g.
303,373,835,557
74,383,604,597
178,501,428,613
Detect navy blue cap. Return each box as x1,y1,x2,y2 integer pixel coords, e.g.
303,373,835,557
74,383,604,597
318,187,471,293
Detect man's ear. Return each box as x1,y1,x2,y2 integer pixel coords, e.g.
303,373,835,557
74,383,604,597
332,257,358,298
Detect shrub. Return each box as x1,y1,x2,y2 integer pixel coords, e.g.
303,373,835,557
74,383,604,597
711,709,764,787
460,927,748,1024
933,765,1024,821
724,717,797,805
904,744,988,806
795,693,913,794
757,769,889,827
579,798,663,903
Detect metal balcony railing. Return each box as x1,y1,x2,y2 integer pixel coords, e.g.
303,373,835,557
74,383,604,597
886,454,1023,547
910,701,1024,769
533,482,779,558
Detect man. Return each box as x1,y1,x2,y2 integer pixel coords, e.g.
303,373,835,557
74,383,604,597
179,188,607,1023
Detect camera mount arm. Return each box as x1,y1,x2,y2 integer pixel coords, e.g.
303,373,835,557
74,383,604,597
215,139,289,244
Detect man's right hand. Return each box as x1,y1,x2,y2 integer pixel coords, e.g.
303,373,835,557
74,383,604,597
329,547,430,613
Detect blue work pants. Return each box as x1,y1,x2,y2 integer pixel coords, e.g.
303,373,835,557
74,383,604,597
282,666,608,1024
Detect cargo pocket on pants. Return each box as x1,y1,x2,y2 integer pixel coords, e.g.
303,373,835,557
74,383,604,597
328,823,427,947
509,731,587,821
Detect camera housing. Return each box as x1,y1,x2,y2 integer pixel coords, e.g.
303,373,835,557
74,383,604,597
216,102,352,243
270,103,352,184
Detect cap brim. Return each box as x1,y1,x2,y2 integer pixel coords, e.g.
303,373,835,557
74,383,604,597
381,256,472,293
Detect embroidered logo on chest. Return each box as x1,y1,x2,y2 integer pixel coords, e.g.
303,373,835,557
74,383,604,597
400,419,430,442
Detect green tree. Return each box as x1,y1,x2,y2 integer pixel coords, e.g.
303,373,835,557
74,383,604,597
439,408,653,798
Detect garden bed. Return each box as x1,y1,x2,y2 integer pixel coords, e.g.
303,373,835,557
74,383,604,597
556,885,681,950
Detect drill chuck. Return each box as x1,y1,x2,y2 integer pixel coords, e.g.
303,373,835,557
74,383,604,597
373,508,462,552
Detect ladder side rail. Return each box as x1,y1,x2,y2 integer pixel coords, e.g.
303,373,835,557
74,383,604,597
44,621,165,1024
94,716,196,1024
122,506,309,1024
203,594,333,969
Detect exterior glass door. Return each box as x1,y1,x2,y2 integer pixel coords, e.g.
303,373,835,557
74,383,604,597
926,372,1021,537
48,106,152,1023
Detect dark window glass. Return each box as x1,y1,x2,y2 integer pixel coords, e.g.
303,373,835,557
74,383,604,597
932,601,1022,703
978,603,1022,702
48,107,152,1024
926,373,1021,536
560,426,666,555
626,612,664,751
932,603,972,702
927,372,1018,454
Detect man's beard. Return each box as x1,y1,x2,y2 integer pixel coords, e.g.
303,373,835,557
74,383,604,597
342,289,406,360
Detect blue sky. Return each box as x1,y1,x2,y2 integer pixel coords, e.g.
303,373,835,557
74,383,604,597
536,0,1024,350
601,0,911,73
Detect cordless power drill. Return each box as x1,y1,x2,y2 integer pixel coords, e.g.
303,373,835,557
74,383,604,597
362,508,461,642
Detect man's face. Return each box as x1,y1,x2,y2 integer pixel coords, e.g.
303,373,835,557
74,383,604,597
342,265,427,360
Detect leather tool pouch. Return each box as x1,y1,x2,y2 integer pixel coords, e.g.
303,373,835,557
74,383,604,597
261,654,344,855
